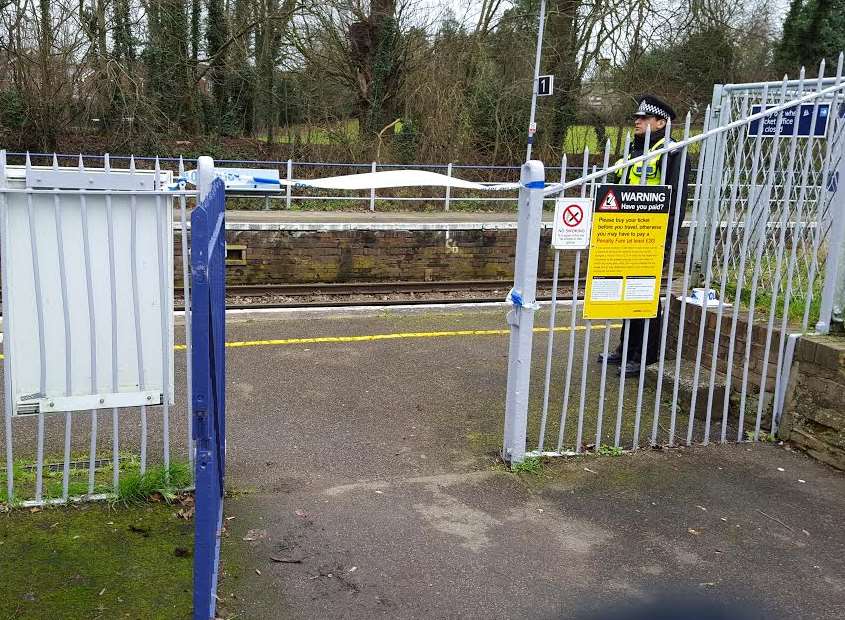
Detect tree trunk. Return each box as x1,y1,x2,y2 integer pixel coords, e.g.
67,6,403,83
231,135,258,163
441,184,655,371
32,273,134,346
546,0,582,156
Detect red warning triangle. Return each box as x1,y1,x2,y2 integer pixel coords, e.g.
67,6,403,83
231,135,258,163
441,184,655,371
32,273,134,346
600,188,620,210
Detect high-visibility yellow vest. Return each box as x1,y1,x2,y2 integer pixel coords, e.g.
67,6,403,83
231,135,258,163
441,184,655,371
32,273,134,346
614,137,666,185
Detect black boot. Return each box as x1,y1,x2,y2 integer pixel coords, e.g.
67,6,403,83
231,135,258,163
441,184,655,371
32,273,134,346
621,359,644,377
598,346,624,366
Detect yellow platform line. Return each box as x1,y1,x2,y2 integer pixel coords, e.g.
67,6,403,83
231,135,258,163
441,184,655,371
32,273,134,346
0,324,623,359
176,323,622,351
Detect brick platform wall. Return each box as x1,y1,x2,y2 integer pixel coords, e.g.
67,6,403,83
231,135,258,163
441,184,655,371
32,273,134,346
780,335,845,470
173,228,690,287
665,295,779,398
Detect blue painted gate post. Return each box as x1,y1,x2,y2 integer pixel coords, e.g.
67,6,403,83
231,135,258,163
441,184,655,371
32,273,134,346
192,157,227,619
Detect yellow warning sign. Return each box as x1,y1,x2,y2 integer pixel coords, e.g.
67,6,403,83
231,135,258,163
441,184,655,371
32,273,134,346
583,184,672,320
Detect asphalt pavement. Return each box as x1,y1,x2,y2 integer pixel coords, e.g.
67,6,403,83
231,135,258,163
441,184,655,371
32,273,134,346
207,306,844,620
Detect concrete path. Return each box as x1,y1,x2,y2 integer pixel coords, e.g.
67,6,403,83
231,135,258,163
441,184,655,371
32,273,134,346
211,307,845,619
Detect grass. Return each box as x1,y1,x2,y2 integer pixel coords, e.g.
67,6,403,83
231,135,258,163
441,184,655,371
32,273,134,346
0,455,192,507
115,462,192,506
259,120,703,157
722,252,824,327
562,125,703,156
0,500,193,619
259,119,359,145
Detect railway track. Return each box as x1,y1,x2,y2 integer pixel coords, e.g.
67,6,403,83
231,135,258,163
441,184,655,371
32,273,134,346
174,279,571,310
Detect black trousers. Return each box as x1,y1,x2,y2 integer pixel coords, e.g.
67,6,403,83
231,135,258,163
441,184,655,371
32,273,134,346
617,301,662,364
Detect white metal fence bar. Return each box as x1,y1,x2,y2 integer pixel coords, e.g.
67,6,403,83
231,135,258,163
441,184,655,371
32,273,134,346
650,113,694,445
0,153,11,501
536,156,568,451
179,157,195,475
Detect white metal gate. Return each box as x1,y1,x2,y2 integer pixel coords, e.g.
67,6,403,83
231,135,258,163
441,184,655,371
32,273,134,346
0,153,199,506
503,56,845,463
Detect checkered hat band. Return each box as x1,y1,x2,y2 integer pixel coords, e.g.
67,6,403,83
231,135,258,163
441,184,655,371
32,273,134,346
637,101,668,118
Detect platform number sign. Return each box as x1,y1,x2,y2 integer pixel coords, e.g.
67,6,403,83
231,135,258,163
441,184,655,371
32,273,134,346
538,75,554,96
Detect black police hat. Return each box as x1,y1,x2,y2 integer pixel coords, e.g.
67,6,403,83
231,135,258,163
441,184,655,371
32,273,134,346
633,95,676,121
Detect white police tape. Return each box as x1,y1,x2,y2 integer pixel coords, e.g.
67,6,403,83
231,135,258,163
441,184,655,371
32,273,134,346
506,288,540,310
173,167,526,192
682,288,721,307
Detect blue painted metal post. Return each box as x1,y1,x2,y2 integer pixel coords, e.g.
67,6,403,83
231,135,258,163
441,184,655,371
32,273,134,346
192,156,227,620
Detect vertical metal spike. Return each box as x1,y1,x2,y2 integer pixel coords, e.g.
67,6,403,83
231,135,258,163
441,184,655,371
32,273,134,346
52,153,58,170
104,153,110,173
78,154,84,171
154,156,161,187
581,146,590,188
129,154,136,173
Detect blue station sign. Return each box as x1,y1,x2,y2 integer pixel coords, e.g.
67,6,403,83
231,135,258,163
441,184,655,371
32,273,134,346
748,103,830,137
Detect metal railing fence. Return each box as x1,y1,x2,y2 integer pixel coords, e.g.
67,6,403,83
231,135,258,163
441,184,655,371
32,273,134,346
503,56,845,464
5,150,703,213
702,65,845,309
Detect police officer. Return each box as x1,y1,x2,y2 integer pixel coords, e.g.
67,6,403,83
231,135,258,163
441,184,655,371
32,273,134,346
599,95,691,376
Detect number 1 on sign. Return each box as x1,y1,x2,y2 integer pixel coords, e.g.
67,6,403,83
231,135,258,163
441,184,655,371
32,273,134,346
538,75,554,96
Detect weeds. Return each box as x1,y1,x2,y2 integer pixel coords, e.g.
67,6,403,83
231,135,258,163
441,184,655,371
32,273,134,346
745,431,777,443
511,456,543,474
597,444,624,457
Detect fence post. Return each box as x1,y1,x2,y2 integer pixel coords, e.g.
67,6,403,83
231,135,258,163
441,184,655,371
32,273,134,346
502,160,545,465
370,161,377,211
691,84,724,287
197,156,215,201
445,162,453,211
817,144,845,334
286,159,292,209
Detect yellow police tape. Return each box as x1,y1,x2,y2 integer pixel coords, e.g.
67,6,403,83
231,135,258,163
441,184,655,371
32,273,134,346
0,324,623,359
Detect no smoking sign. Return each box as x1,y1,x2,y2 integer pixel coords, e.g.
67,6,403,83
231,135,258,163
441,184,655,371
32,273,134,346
552,197,592,250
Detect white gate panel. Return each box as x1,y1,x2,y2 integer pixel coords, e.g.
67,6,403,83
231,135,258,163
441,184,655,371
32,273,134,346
1,169,174,416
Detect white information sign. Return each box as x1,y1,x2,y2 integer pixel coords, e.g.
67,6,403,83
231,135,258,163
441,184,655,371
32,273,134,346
551,197,592,250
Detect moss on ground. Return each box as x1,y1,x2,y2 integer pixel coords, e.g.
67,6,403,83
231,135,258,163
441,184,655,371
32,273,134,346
0,501,193,619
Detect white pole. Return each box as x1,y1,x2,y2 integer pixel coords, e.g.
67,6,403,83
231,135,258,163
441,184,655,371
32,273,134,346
197,156,215,200
445,163,453,211
525,0,547,162
370,161,377,211
502,160,545,464
286,159,293,209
